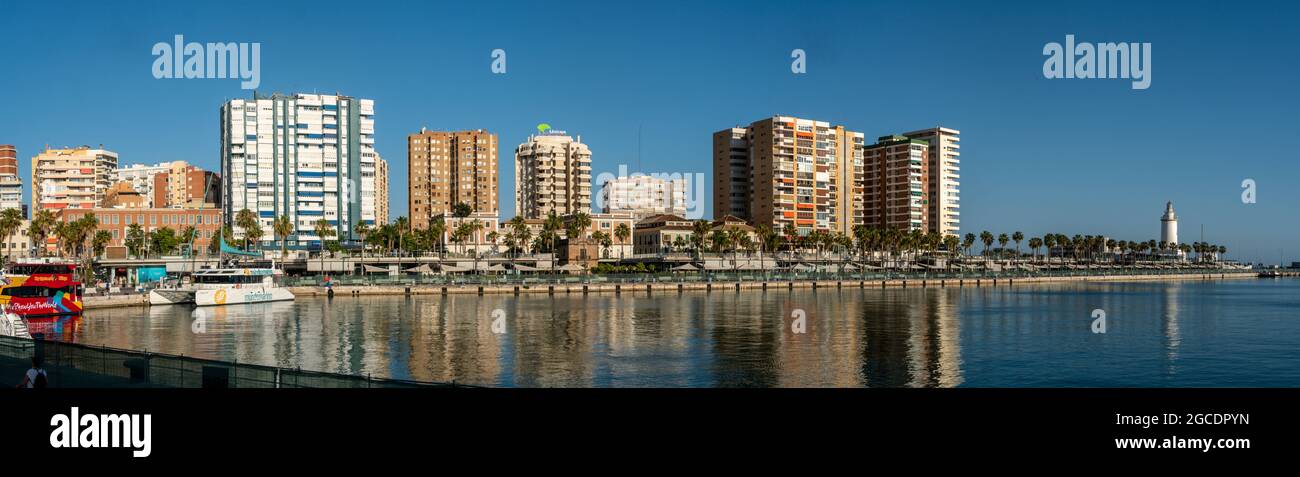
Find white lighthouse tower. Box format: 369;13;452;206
1160;201;1179;248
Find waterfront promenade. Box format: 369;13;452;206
83;268;1257;309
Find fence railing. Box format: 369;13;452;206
290;266;1250;287
0;335;467;388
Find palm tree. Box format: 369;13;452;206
1012;232;1024;262
313;218;335;278
979;231;994;260
92;230;112;259
28;209;57;258
1043;234;1057;266
1028;237;1043;263
273;215;293;266
468;220;484;274
962;233;976;260
355;222;371;261
0;208;22;263
756;224;775;280
542;211;563;276
614;222;631;260
997;233;1009;260
690;220;712;262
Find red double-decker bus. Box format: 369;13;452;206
1;261;84;317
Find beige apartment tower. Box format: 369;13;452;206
31;146;119;212
713;116;862;235
407;129;498;230
514;131;592;219
903;127;960;236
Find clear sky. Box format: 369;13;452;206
1;0;1296;263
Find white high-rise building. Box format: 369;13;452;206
904;127;961;236
599;174;687;219
514;131;592;219
220;93;378;248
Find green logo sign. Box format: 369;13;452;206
537;123;551;133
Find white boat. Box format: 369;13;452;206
149;288;198;305
0;304;31;339
150;268;294;307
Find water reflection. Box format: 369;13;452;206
69;280;1300;387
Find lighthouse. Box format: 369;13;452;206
1160;201;1178;245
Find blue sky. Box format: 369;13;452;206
0;0;1296;263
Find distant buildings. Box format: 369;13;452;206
713;116;864;235
599;174;687;220
715;116;960;237
0;144;24;216
407;129;497;230
31;146;118;212
514;130;592;219
112;160;221;209
220;93;379;248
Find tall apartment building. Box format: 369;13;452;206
31;146;118;212
375;154;388;226
407;129;498;230
713;116;861;235
863;135;929;231
514;130;592;219
0;145;23;215
903;127;960;236
599;174;687;219
220;93;379;248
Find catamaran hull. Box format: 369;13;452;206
195;287;295;307
149;289;197;305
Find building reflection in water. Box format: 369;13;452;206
72;287;967;387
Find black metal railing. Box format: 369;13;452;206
0;335;466;388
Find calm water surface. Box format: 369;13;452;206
54;279;1300;387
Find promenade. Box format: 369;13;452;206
83;268;1258;309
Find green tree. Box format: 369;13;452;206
28;209;57;258
313;218;336;275
614;222;631;260
273;215;294;264
0;208;23;263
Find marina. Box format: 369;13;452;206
58;277;1300;387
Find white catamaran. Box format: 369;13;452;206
150;268;294;306
148;234;295;307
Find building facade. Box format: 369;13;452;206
633;214;695;255
713;116;862;236
31;146;118;212
902;127;960;236
59;208;223;252
514;131;592;219
408;129;497;230
863;135;930;231
0;219;34;260
0;145;23;215
220;93;378;249
375;154;388;226
599;174;687;219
